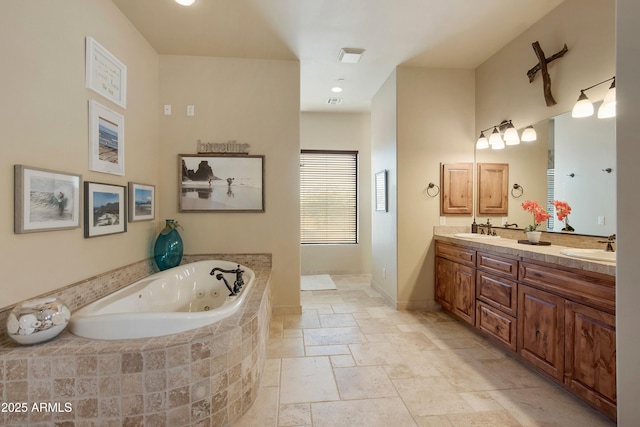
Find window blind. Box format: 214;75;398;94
300;150;358;244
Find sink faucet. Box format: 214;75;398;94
210;265;245;296
478;219;495;236
598;234;616;252
504;222;518;228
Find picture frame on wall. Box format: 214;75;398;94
85;36;127;108
14;165;81;234
179;154;265;212
89;100;125;176
128;182;155;222
84;181;126;238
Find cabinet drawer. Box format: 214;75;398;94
476;271;517;317
476;301;516;351
519;262;615;314
436;242;475;267
477;251;518;279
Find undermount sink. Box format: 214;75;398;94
559;248;616;263
453;233;501;239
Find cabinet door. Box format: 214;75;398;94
451;263;475;325
435;257;453;311
565;301;617;419
477;163;508;215
440;163;472;215
518;284;565;381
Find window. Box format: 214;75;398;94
300;150;358;244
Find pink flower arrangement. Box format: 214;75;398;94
551;200;571;221
551;200;574;231
521;200;551;232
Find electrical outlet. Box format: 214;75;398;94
187;105;195;116
598;216;605;225
163;105;171;115
439;217;446;225
502;217;508;226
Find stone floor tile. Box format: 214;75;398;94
334;366;398;400
304;344;350;357
279;403;311;426
318;313;358;328
266;337;304;359
349;342;405;366
303;327;367;346
393;376;475;417
311;397;417;427
280;357;339;404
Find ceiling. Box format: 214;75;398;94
112;0;565;113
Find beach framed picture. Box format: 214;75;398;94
179;154;265;212
85;36;127;108
84;182;126;238
14;165;81;234
89;100;125;176
128;182;155;222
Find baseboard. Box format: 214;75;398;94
370;281;397;308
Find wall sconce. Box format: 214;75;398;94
475;120;537;150
571;76;616;118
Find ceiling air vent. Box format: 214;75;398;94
338;48;365;63
327;98;343;105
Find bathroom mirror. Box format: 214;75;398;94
476;103;616;237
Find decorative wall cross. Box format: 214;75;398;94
527;41;568;106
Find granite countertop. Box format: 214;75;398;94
434;230;616;277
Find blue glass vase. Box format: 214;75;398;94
154;219;183;271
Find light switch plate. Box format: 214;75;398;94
163;105;171;115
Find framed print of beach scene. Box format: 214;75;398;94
128;182;155;222
14;165;81;234
179;154;264;212
84;182;126;238
89;100;125;175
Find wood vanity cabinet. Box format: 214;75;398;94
434;240;617;420
475;251;519;351
435;242;475;325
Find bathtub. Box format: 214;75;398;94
69;260;255;340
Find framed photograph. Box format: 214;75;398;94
85;36;127;108
128;182;155;222
14;165;81;233
84;182;126;238
179;154;264;212
89;100;125;175
375;170;388;212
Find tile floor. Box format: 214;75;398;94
235;275;615;426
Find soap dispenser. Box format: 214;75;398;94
471;219;478;234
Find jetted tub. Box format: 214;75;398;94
70;260;255;340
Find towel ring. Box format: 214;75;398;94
425;182;440;198
511;183;524;198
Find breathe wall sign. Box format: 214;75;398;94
197;139;250;154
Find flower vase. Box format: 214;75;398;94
562;218;575;232
154;219;183;271
526;231;542;244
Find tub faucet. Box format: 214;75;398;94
210;265;245;296
598;234;616;252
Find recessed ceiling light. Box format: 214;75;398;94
175;0;196;6
331;86;343;93
338;48;365;63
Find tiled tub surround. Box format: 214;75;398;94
0;254;272;426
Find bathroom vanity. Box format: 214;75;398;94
434;233;616;420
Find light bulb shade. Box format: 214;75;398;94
572;91;594;118
476;132;489;150
598;86;616;118
521;126;537;142
175;0;196;5
489;128;503;147
491;139;505;150
504;126;520;145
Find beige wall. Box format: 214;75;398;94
300;112;372;275
371;70;399;305
159;55;301;312
616;0;640;423
0;0;160;309
396;67;476;308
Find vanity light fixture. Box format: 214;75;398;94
175;0;196;5
571;76;616;118
476;120;535;150
521;125;537;142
